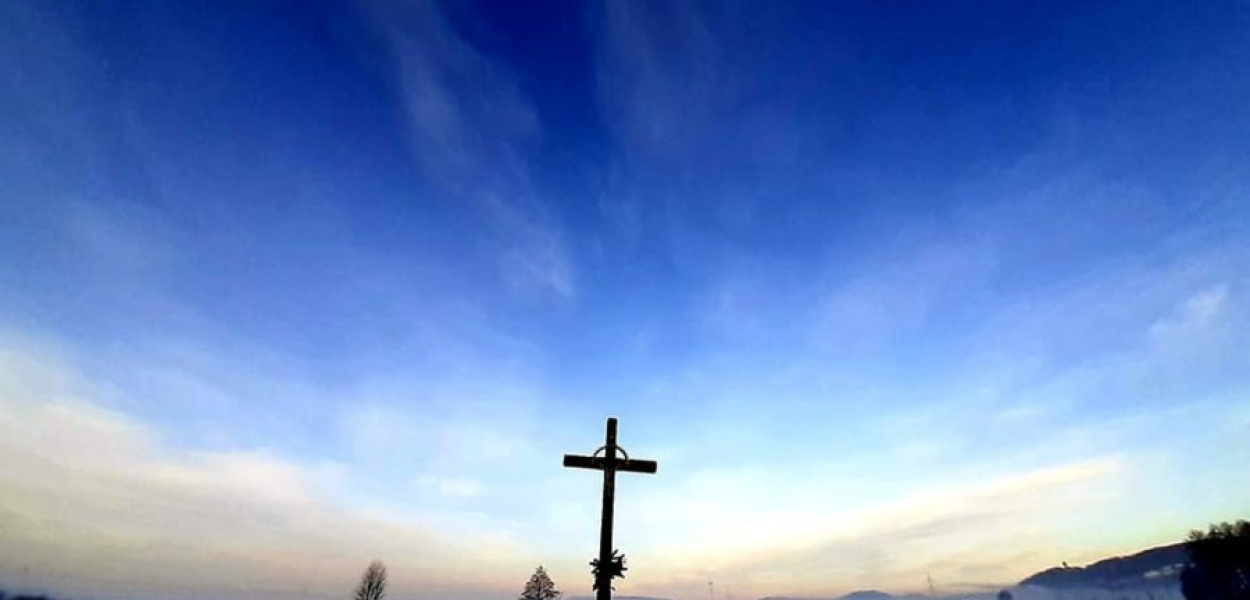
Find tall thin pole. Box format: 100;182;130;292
597;418;618;600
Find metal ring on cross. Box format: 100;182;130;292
591;444;630;461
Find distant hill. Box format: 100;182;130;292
759;590;931;600
760;593;868;600
1019;543;1189;589
570;595;675;600
751;542;1191;600
839;591;897;600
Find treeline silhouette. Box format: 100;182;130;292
1180;520;1250;600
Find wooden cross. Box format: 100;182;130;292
563;417;658;600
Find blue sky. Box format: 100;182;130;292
2;1;1249;600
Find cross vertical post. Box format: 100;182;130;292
598;417;618;600
563;417;658;600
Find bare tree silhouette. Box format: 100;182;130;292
354;561;387;600
520;566;561;600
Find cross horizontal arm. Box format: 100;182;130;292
563;454;659;474
619;459;657;473
562;454;600;469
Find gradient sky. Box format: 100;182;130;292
2;1;1249;600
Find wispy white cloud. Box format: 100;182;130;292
417;475;488;499
359;0;573;299
0;343;535;600
619;458;1124;596
813;239;999;355
594;2;729;161
1147;284;1237;370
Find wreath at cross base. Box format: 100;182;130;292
590;549;628;591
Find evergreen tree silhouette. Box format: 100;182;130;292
520;566;561;600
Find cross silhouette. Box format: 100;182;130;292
563;417;658;600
